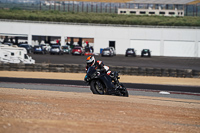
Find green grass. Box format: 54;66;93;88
0;9;200;26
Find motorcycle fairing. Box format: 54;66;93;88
98;74;114;90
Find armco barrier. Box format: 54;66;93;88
0;63;200;78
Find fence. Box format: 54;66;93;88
0;63;200;78
0;1;199;16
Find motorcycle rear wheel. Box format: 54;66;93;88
90;80;107;95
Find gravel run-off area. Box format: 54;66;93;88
0;71;200;133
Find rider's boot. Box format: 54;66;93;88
106;82;117;95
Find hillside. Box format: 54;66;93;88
0;9;200;26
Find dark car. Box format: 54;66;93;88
71;46;84;55
125;48;136;57
84;46;94;56
18;44;32;53
62;45;71;54
141;49;151;57
50;45;63;55
101;48;113;57
33;45;46;54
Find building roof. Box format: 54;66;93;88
187;0;200;5
129;0;198;4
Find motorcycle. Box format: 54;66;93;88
84;66;129;97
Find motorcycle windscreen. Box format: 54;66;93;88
87;66;96;76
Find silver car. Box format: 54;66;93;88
50;45;63;55
101;48;114;57
108;47;116;56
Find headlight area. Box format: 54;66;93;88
84;75;90;82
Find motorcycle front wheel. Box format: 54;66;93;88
90;80;107;95
117;83;129;97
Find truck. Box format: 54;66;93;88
0;45;35;64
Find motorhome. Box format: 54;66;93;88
0;44;35;64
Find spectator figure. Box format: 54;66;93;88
86;41;89;46
56;39;60;45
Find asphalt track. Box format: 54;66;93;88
1;77;200;95
1;78;200;100
29;53;200;70
25;54;200;95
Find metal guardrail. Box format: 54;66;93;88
0;63;199;78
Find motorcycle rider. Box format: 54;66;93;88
86;56;111;75
86;56;119;93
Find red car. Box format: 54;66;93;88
72;46;84;55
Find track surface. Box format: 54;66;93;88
29;53;200;70
1;81;200;100
1;77;200;95
1;54;200;132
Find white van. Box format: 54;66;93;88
0;45;35;64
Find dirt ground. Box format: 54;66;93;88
0;71;200;133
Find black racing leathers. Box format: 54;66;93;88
86;60;107;73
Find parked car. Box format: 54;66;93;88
18;44;32;53
50;45;63;55
33;45;46;54
109;47;116;56
101;48;114;57
125;48;136;57
62;45;71;54
40;44;49;53
141;49;151;57
41;43;51;52
71;46;84;55
84;46;94;56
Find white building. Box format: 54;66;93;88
118;0;199;17
0;20;200;57
118;8;184;16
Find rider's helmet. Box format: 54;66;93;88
86;56;95;67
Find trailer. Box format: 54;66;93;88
0;45;35;64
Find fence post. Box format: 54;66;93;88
96;3;98;13
186;5;188;16
196;4;198;16
58;2;60;11
68;1;69;12
91;2;93;12
101;3;102;13
54;1;56;10
40;1;41;10
73;1;74;12
193;4;195;16
110;3;111;13
87;4;88;13
82;2;84;12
